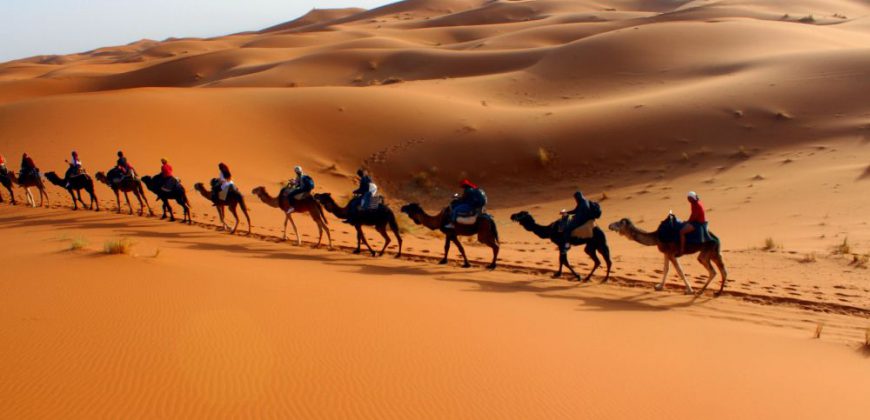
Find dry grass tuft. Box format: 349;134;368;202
104;238;135;255
537;147;555;167
833;237;851;255
865;327;870;348
851;254;868;269
799;14;815;23
69;237;88;251
813;323;823;339
762;237;779;252
798;253;816;264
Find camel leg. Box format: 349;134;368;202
440;237;452;265
553;250;565;278
316;208;333;249
165;201;175;221
67;189;79;210
479;229;499;270
563;251;581;280
452;236;470;268
25;187;34;207
114;190;122;213
229;204;241;234
582;243;601;282
40;186;49;207
598;242;612;283
75;189;87;209
138;186;153;216
87;188;98;211
216;205;227;231
671;256;694;294
375;224;391;257
655;255;670;291
309;211;324;248
356;226;375;256
287;213;301;245
713;253;728;297
124;191;134;215
695;251;718;296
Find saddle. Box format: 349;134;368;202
358;195;384;211
657;214;716;245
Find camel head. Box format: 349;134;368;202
399;203;424;224
510;211;531;223
95;171;107;183
251;186;266;196
313;192;334;206
194;182;207;193
43;171;63;185
608;218;633;235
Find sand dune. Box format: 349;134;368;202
1;0;869;417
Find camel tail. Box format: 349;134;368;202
388;212;401;239
316;200;329;226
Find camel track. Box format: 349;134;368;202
5;198;868;320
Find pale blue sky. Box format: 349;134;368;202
0;0;395;62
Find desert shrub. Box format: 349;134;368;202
104;238;135;255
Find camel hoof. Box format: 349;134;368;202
654;284;664;291
438;259;448;265
552;273;562;279
353;249;361;255
394;253;401;259
486;264;496;270
462;263;471;269
713;291;723;298
684;289;695;295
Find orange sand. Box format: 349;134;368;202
1;0;869;418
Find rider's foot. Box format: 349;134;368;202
443;223;454;230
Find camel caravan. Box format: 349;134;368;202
0;151;728;296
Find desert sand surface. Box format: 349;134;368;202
1;0;869;418
1;206;869;419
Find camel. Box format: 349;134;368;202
194;180;251;235
511;211;612;281
141;174;192;224
315;192;402;257
44;171;100;211
95;170;153;216
0;169;15;205
8;171;49;208
251;186;331;248
400;203;499;269
608;217;728;296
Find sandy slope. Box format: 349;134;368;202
0;0;869;417
0;206;868;419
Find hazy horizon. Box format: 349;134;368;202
0;0;394;62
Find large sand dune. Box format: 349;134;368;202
1;0;869;417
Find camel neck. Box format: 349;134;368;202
626;225;659;246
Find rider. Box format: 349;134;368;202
160;158;178;192
564;190;598;240
216;162;233;201
680;191;706;254
283;165;314;214
0;154;6;175
345;168;376;224
64;150;83;187
20;153;37;179
115;150;136;180
444;179;486;229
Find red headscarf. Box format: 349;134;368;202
460;179;477;189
